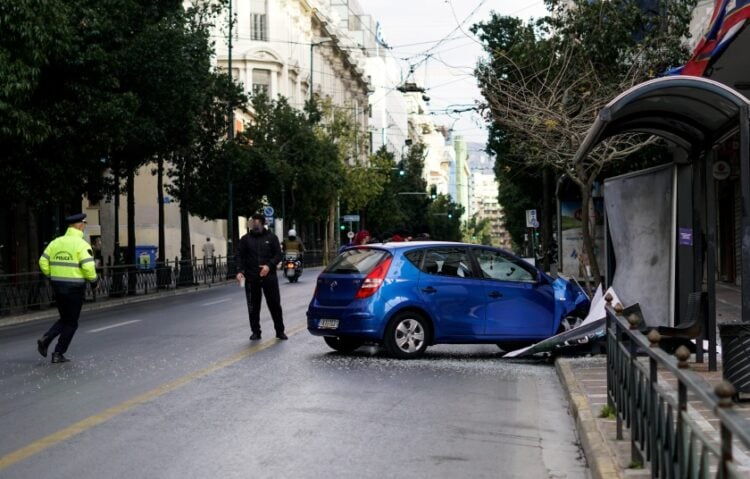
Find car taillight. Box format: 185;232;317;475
355;256;393;299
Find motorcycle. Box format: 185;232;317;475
283;252;303;283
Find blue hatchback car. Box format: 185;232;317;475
307;241;590;358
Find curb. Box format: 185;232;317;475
555;358;623;479
0;281;234;329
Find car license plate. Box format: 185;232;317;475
318;319;339;330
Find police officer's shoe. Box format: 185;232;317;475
37;336;52;358
249;333;261;341
51;352;70;364
276;333;288;340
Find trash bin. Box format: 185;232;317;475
134;245;157;270
719;323;750;394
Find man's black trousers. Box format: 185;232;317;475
244;276;285;336
45;283;86;354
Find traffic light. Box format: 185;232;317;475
340;223;346;231
447;212;453;219
429;185;437;199
397;160;405;176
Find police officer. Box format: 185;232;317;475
235;214;287;341
37;213;98;363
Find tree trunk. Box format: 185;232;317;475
127;167;136;295
113;167;121;265
178;159;194;286
542;168;552;272
110;165;125;297
156;156;171;288
579;181;601;293
325;199;336;264
157;156;165;265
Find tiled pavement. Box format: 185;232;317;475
557;282;750;478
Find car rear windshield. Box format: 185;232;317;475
324;248;391;275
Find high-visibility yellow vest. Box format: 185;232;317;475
39;227;97;284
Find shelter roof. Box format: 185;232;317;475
573;76;750;163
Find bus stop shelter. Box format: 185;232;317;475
572;75;750;370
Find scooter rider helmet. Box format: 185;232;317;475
288;229;296;237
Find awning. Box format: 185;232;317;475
572;75;750;163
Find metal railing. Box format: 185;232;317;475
606;298;750;478
0;256;232;317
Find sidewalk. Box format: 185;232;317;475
0;280;233;329
557;282;750;478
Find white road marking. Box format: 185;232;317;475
201;297;232;306
88;320;141;333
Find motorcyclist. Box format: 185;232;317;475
282;229;305;261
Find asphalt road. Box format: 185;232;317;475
0;269;589;478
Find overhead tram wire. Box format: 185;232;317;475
403;0;490;71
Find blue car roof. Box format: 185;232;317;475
361;241;466;251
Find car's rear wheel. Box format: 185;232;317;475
384;311;429;359
324;336;363;353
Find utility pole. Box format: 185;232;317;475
227;0;235;276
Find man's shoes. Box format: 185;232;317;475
37;336;51;358
276;333;288;340
249;333;261;341
51;352;70;364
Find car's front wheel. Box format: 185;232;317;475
384;311;430;359
557;315;584;334
324;336;363;353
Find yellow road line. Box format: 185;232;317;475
0;323;307;471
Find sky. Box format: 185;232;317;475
358;0;550;148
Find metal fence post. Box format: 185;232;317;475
675;345;690;474
716;381;736;478
627;313;643;466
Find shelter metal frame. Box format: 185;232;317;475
572;76;750;371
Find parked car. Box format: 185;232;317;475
307;241;590;358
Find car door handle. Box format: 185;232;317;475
421;286;437;294
488;291;503;298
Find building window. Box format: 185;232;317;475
252;69;271;96
250;0;267;41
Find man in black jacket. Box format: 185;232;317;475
235;214;287;340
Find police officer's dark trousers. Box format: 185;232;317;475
44;283;86;354
244;275;285;336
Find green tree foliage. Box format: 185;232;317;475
462;215;493;245
167;2;248;221
365;144;430;238
427;194;464;242
342;146;394;212
230;95;343;225
0;0;141;208
472;0;696;276
0;0;69;144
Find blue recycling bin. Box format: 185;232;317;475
134;245;157;270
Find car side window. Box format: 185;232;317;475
421;248;474;278
473;248;536;282
404;250;423;269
